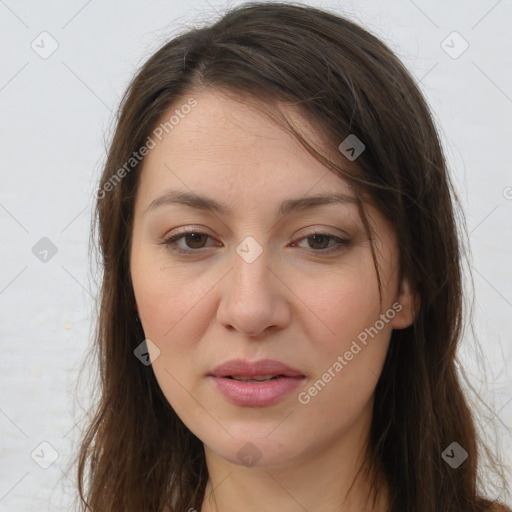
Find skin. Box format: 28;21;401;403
130;88;418;512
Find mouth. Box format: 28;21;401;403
207;359;306;406
208;374;306;407
209;358;306;380
224;374;290;382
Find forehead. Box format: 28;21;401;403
137;89;358;207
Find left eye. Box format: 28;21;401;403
293;233;350;251
162;231;350;254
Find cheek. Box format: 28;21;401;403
132;265;211;416
131;246;214;338
292;261;383;355
292;259;392;406
296;298;392;430
136;282;217;352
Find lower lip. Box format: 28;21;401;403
208;376;305;407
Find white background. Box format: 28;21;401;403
0;0;511;510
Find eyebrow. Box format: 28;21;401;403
143;189;358;217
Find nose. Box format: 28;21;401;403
215;245;291;338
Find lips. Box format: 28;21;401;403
227;375;281;382
208;358;306;407
209;358;305;379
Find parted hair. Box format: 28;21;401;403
73;2;511;511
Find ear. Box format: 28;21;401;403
391;277;420;330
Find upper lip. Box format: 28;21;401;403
209;358;305;378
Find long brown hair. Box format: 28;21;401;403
72;2;511;511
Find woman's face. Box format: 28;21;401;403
130;89;416;469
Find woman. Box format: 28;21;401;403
74;2;511;511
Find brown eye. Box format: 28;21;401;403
182;233;209;249
306;234;332;250
293;232;351;253
162;231;218;254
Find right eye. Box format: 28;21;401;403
161;231;220;254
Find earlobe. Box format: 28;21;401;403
391;277;419;330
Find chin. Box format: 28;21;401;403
207;436;299;470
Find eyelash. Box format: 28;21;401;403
161;230;351;255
